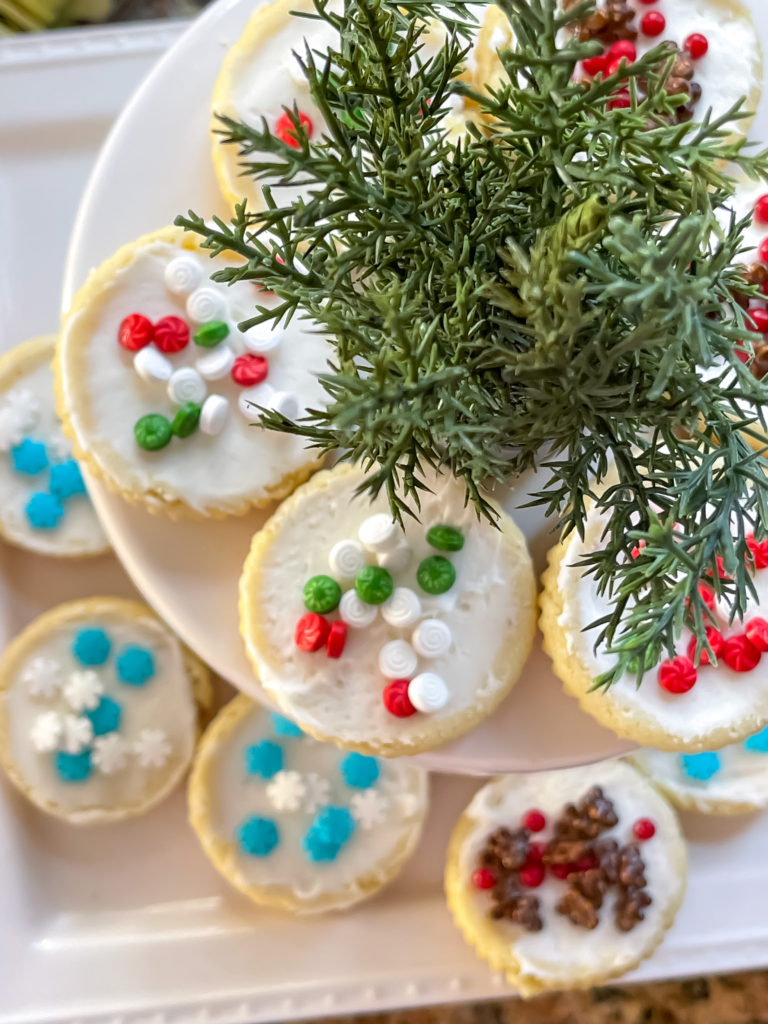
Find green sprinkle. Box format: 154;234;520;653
417;555;456;595
354;565;394;605
170;402;202;438
427;524;464;552
134;413;172;451
193;320;229;347
303;574;342;614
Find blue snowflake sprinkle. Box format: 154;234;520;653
744;724;768;753
680;752;721;781
340;752;380;790
49;459;86;500
55;749;93;783
86;696;122;736
25;492;64;530
237;816;279;857
116;645;155;686
270;712;303;737
244;740;283;779
11;438;48;476
302;806;356;863
73;627;111;666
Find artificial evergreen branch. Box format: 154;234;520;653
177;0;768;685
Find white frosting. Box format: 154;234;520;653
59;240;332;513
558;507;768;743
457;761;684;985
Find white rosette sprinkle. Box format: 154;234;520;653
350;789;389;830
238;387;269;421
358;513;400;553
303;772;331;813
267;391;299;419
381;588;422;628
62;714;94;754
21;656;62;699
30;711;63;752
407;672;448;713
134;728;171;768
199;394;230;435
411;619;452;658
63;670;103;712
242;324;284;354
376;543;412;573
134;347;172;383
328;539;366;579
196;345;235;380
164;255;203;295
266;770;307;811
92;734;129;775
186;287;225;324
339;589;378;628
378;639;418;679
167;367;206;406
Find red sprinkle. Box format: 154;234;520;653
231;354;269;386
633;818;656;841
686;627;725;667
582;54;608;77
326;621;348;659
747;534;768;570
275;111;314;149
610;40;636;62
684;33;708;60
471;867;496;890
640;11;666;36
698;582;717;611
118;313;154;351
522;809;547;833
745;617;768;653
608;90;631;110
755;195;768;226
631;539;646;560
528;841;547;862
570;852;598;874
153;316;189;353
722;634;762;673
747;307;768;333
606;56;629;77
295;612;330;652
759;239;768;265
383;679;418;718
658;656;698;694
550;864;569;880
638;0;659;4
520;863;546;888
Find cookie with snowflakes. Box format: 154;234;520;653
631;723;768;814
540;501;768;751
188;695;428;913
0;597;212;824
445;760;687;996
55;225;331;518
0;336;108;557
239;463;536;756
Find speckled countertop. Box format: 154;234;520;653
318;971;768;1024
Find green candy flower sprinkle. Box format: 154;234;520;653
427;525;464;552
193;320;229;347
417;555;455;595
354;565;394;605
171;402;202;438
134;413;172;451
303;574;342;613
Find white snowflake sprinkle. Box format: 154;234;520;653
62;714;93;754
266;770;307;812
63;670;103;712
30;711;63;752
5;388;39;429
134;729;171;768
303;772;331;813
21;657;63;699
0;407;26;452
92;734;129;775
350;789;389;830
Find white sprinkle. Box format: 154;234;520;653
164;255;203;295
381;588;422;628
412;619;452;658
329;539;366;579
199;394;230;435
63;670;103;712
378;639;418;679
350;789;389;830
268;391;299;419
92;734;129;775
238;387;269;421
339;589;378;628
22;656;62;699
186;287;225;323
134;347;172;383
408;672;448;712
31;711;63;752
62;714;94;754
5;388;39;430
195;345;235;380
0;407;26;452
489;25;508;51
266;770;306;811
134;728;172;768
376;542;413;573
303;772;331;813
359;513;401;554
167;367;206;406
242;324;284;353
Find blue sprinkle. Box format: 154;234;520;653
73;628;111;666
744;724;768;753
237;816;279;857
49;459;86;500
340;752;380;790
680;752;721;781
116;645;155;686
302;806;356;863
245;740;283;779
25;492;64;530
55;749;93;783
270;712;303;737
86;696;122;736
11;438;48;475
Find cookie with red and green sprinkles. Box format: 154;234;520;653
55;225;332;518
188;695;428;913
239;463;536;756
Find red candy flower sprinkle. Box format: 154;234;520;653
118;313;154;351
295;612;330;652
583;54;608;77
658;656;698;694
684;33;709;60
153;315;190;353
722;635;762;673
747;307;768;333
232;354;269;386
687;627;724;667
747;534;768;570
520;863;546;888
326;620;348;659
745;617;768;653
383;679;418;717
698;581;717;611
640;11;665;36
633;818;656;841
275;111;314;149
755;195;768;226
522;809;547;833
471;867;496;890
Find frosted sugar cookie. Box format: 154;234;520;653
540;504;768;752
239;464;536;756
445;760;686;996
632;724;768;814
56;226;331;517
0;598;211;824
189;695;428;912
0;336;108;557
